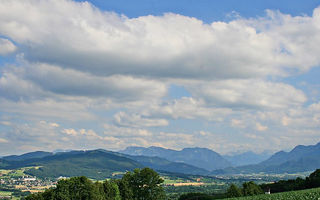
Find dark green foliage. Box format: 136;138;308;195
242;181;263;196
116;176;134;200
103;180;121;200
227;184;242;197
306;169;320;188
261;169;320;193
125;168;166;200
178;192;216;200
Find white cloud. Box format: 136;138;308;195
0;98;95;121
62;128;78;136
255;122;268;131
0;38;16;55
114;112;169;128
103;123;152;137
0;138;8;143
188;79;307;109
0;1;319;80
0;63;167;102
145;97;232;121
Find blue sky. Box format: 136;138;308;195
0;0;320;155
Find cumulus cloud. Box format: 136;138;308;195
0;38;16;55
255;122;268;131
0;63;167;101
0;1;319;80
0;138;9;143
0;98;95;121
103;123;152;137
114;112;169;127
144;97;232;121
188;79;307;109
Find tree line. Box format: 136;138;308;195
260;169;320;193
179;169;320;200
24;168;320;200
25;168;166;200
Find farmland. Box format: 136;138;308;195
224;187;320;200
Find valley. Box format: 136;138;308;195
1;142;319;199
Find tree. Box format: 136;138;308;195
126;168;166;200
242;181;263;196
116;177;134;200
306;169;320;188
227;184;242;197
103;180;121;200
53;176;103;200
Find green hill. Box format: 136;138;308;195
3;150;143;179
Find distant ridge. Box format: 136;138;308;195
2;151;53;161
212;142;320;175
120;146;232;171
223;151;272;166
124;155;209;175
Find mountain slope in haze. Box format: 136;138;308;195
92;149;210;175
2;151;53;161
223;151;271;166
212;142;320;175
124;155;209;175
261;142;320;166
120;146;232;171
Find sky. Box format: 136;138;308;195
0;0;320;156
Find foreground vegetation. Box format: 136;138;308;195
179;169;320;200
19;168;320;200
25;168;165;200
225;187;320;200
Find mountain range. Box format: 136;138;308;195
120;146;232;171
223;151;272;166
1;142;320;179
212;142;320;175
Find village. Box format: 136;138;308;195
0;169;57;199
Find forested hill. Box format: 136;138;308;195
1;150;143;179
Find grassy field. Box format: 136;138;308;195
224;187;320;200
